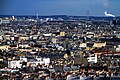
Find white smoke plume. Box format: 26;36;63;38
104;11;115;17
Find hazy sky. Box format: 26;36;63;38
0;0;119;16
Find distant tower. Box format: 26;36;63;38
36;13;39;20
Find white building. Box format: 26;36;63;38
0;19;10;24
9;61;22;68
87;55;97;63
8;57;50;68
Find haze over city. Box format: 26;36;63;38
0;0;120;16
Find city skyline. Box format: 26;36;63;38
0;0;120;16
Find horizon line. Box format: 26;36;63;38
0;14;120;17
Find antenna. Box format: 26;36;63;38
86;10;90;21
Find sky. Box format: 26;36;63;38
0;0;120;16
